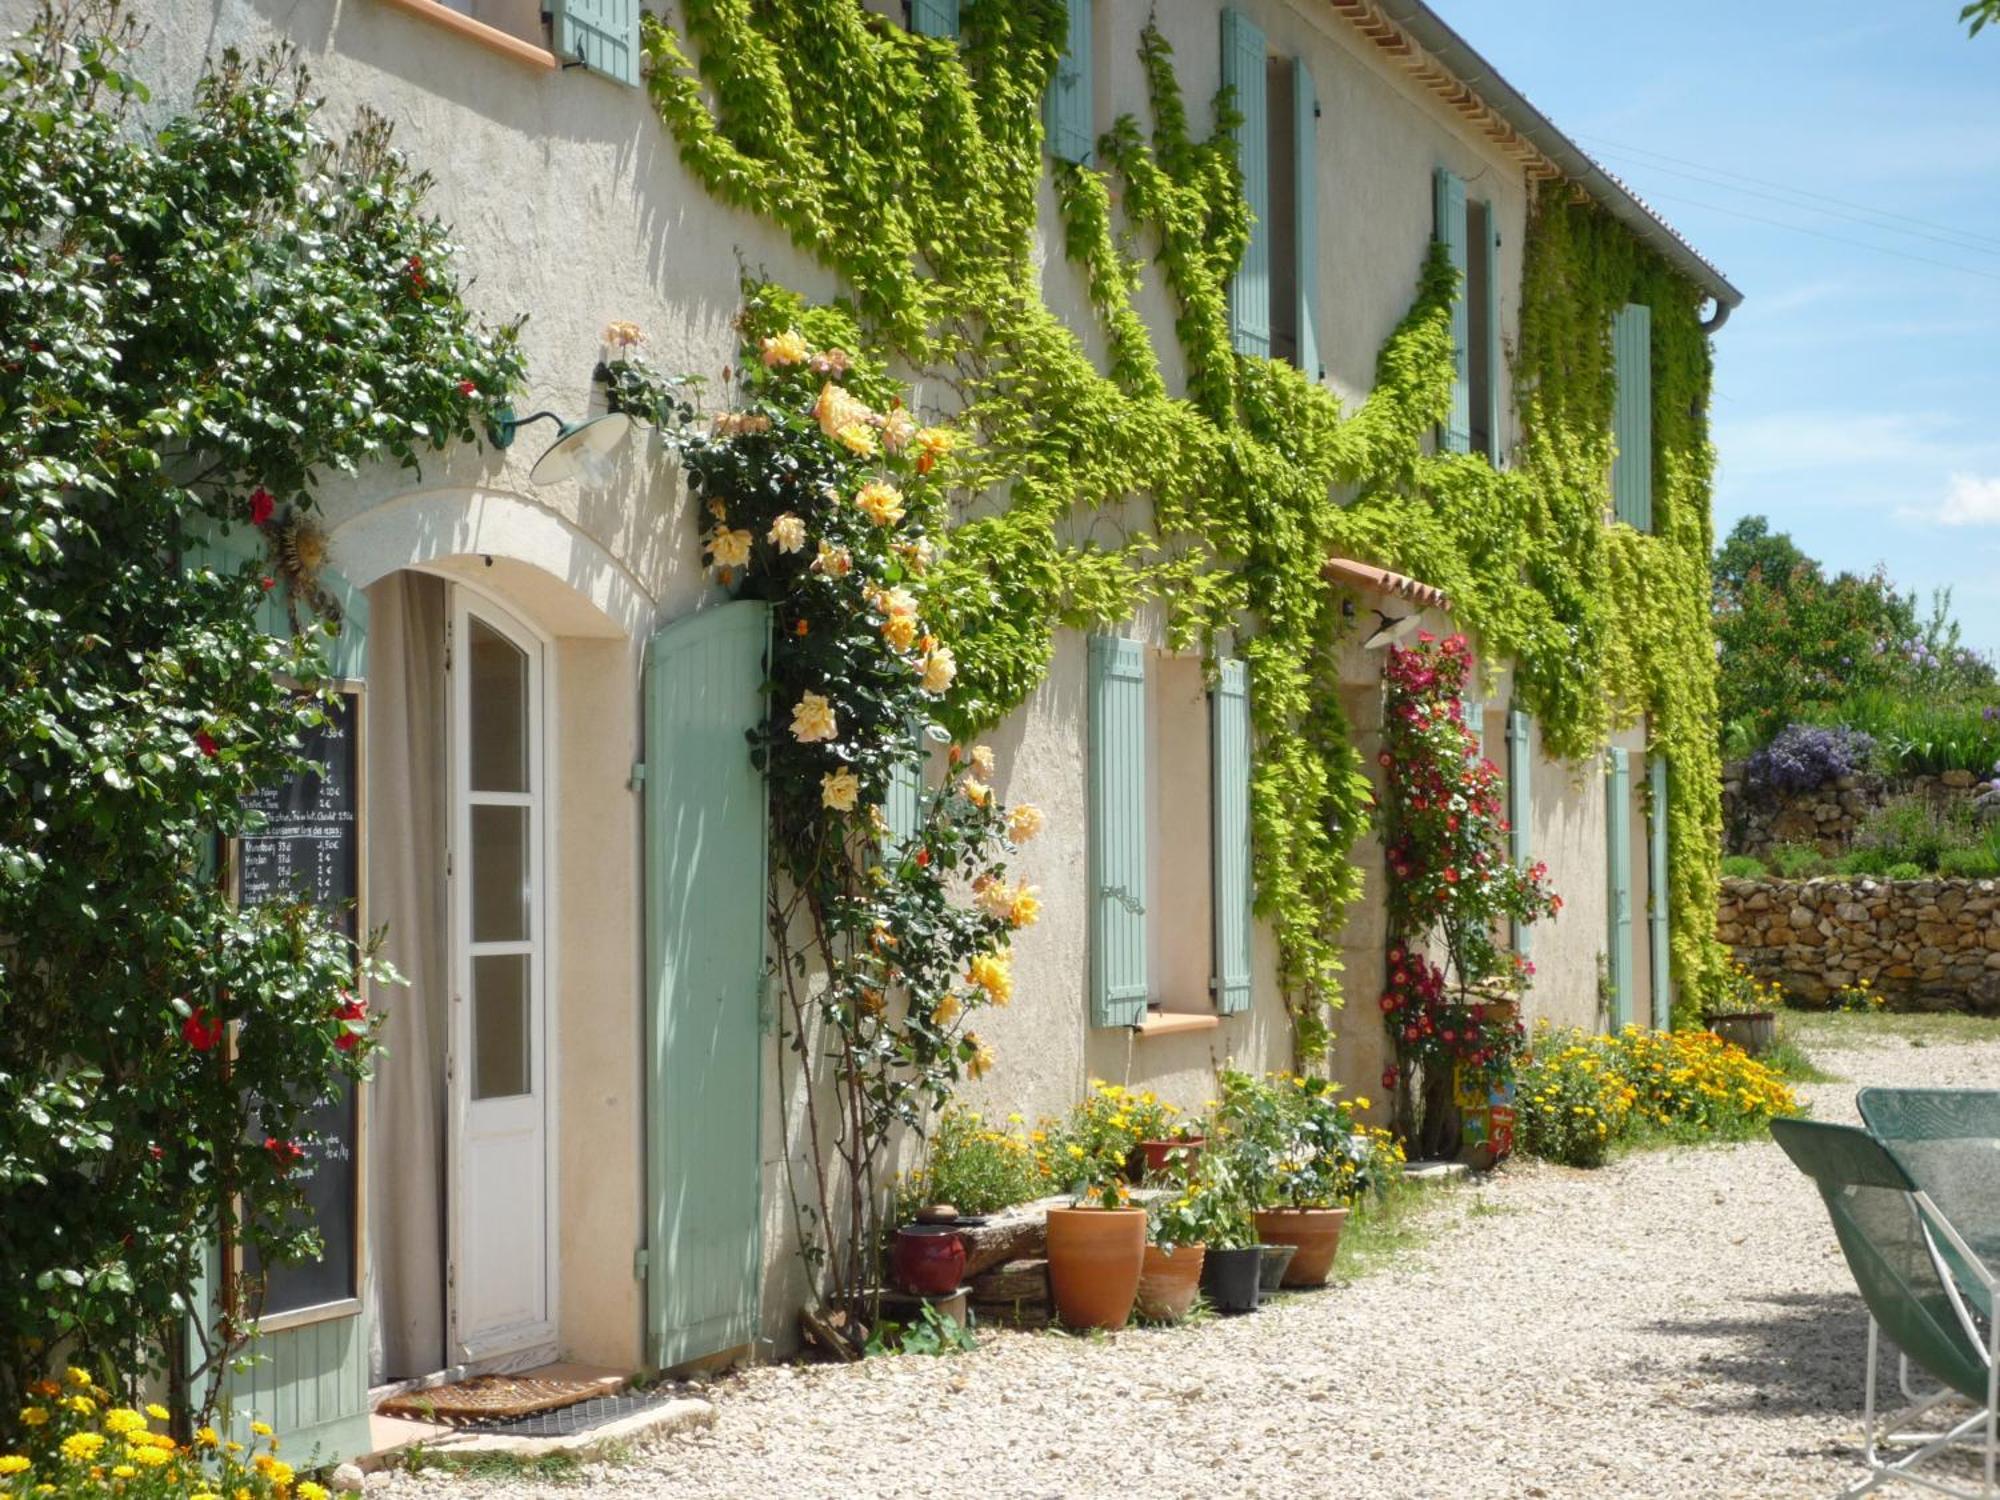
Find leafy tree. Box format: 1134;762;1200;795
1964;1;2000;36
0;7;519;1430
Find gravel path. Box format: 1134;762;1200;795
387;1023;2000;1500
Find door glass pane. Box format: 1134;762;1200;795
469;617;528;793
472;953;530;1100
471;804;530;943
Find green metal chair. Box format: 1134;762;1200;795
1858;1089;2000;1320
1771;1116;2000;1497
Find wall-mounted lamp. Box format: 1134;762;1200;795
1362;610;1421;651
488;405;633;489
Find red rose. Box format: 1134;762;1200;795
195;730;219;759
1381;1070;1398;1090
1378;995;1396;1012
458;379;477;397
249;487;275;526
259;576;275;592
182;1008;222;1050
264;1136;305;1169
914;848;931;867
333;992;368;1052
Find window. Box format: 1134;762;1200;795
1223;14;1322;374
1610;302;1654;529
393;0;641;83
1045;0;1094;165
1088;640;1253;1026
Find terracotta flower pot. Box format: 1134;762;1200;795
1044;1206;1148;1331
1138;1136;1205;1174
1134;1243;1206;1322
1253;1207;1350;1288
892;1224;965;1296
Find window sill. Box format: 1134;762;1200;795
376;0;559;71
1134;1011;1222;1039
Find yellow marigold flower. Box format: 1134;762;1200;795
130;1448;169;1469
194;1428;219;1448
103;1408;146;1435
143;1403;169;1422
919;643;956;694
0;1457;31;1477
66;1368;90;1388
1007;803;1044;842
790;691;838;743
192;1492;221;1500
767;513;807;553
967;950;1013;1004
298;1483;331;1500
65;1396;93;1417
1067;1143;1086;1159
759;328;808;367
248;1423;274;1439
820;768;860;812
855;481;905;527
60;1433;106;1463
19;1408;47;1428
112;1465;138;1480
223;1441;243;1455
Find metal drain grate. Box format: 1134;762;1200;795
465;1388;674;1438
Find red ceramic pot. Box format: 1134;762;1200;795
893;1225;966;1296
1138;1136;1206;1174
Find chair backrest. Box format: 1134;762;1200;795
1769;1116;1991;1404
1857;1087;2000;1301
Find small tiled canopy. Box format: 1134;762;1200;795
1321;555;1451;613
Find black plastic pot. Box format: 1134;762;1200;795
1256;1241;1298;1294
1201;1245;1263;1315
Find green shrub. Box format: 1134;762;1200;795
1835;688;2000;778
1770;841;1830;878
1939;845;2000;879
1885;861;1925;880
1850;792;1982;873
898;1106;1050;1216
1720;854;1768;878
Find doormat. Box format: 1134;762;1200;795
464;1388;676;1438
377;1374;622;1426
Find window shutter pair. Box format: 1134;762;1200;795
1506;708;1533;956
1045;0;1093;165
550;0;642;86
1433;167;1472;453
1087;640;1253;1025
1611;302;1654;530
1221;13;1323;371
909;0;960;39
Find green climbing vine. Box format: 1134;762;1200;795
640;0;1726;1050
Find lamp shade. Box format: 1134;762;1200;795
528;411;633;488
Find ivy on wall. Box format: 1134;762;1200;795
641;0;1726;1047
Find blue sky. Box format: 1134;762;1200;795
1429;1;2000;657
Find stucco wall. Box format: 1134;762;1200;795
45;0;1639;1368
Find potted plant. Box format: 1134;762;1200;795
1136;1187;1216;1323
1189;1162;1262;1315
1137;1116;1207;1177
1044;1125;1147;1331
1702;960;1780;1056
1216;1068;1382;1289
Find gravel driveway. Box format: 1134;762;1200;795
386;1020;2000;1500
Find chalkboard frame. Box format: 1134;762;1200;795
226;679;370;1335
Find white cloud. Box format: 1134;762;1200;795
1932;473;2000;527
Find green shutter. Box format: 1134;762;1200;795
1483;201;1502;462
1044;0;1093;164
1462;688;1484;762
1210;658;1253;1015
1606;747;1634;1029
909;0;960;39
1433;167;1471;453
1089;635;1148;1027
1611;302;1653;530
1293;58;1322;381
644;601;769;1368
550;0;641;85
1221;8;1270;358
1507;708;1532;956
1648;753;1672;1029
884;729;925;854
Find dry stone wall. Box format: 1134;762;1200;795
1721;767;1990;859
1717;875;2000;1011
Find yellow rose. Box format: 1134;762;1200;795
881;614;918;652
602;320;644;349
960;775;991;808
820;768;860;812
812;381;876;446
705;526;752;571
970;744;994;775
759;328;808;367
876;585;917;619
835;422;878;457
1007;803;1044;842
966;1034;996;1080
880;406;917;454
811;540;853;577
932;992;962;1027
912;425;956;472
790;691;839;744
767;513;807;553
966;950;1013;1004
1008;884;1041;929
919;643;956;694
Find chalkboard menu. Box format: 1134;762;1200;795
236;686;364;1322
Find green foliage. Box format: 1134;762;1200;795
1769;841;1830;878
1831;688;2000;778
899;1107;1050;1217
641;0;1729;1053
866;1300;978;1357
1720;854;1768;878
1148;1168;1258;1252
1209;1069;1397;1210
1845;791;2000;875
1964;0;2000;35
0;13;520;1425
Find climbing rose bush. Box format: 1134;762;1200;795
0;16;521;1426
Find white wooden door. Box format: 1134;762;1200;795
448;590;552;1363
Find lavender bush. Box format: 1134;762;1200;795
1744;723;1878;795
